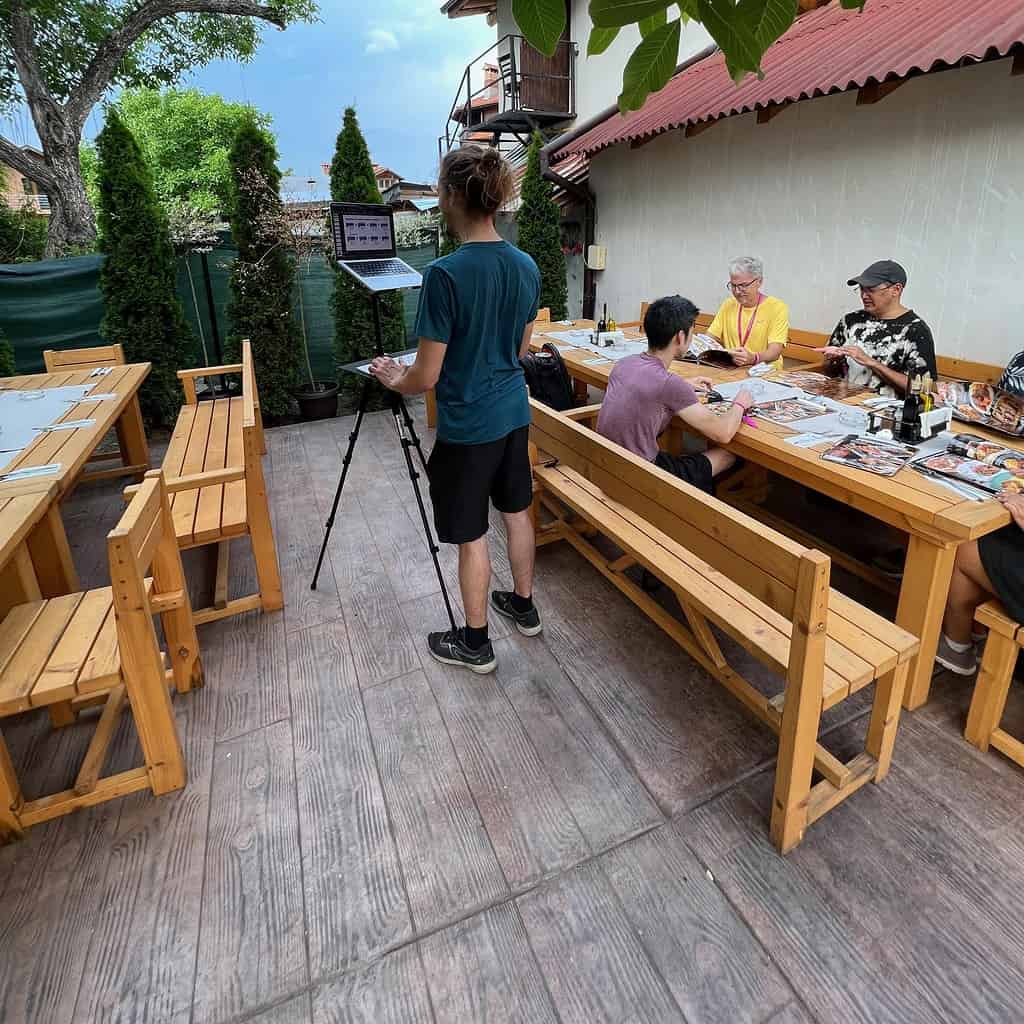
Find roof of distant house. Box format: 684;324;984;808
373;164;401;179
554;0;1024;161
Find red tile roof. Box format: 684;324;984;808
554;0;1024;160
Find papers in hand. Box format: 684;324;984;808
353;351;417;377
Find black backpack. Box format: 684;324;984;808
521;342;575;411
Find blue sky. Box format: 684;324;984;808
180;1;494;186
2;2;494;187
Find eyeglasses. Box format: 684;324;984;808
728;279;760;292
858;282;895;294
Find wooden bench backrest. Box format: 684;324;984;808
536;308;551;323
108;470;199;696
44;344;126;373
529;399;821;619
690;311;1005;381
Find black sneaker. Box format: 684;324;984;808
427;628;497;674
490;591;543;636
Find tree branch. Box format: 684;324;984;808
0;134;55;187
67;0;288;126
8;2;67;146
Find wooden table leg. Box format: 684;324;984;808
27;504;80;597
115;395;150;480
0;545;42;621
896;535;957;711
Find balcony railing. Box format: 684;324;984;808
440;34;576;156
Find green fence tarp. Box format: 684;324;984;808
0;242;437;377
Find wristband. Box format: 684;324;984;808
731;399;750;412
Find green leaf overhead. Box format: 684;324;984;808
697;0;797;81
618;16;681;112
638;9;667;37
513;0;567;56
840;0;867;7
587;25;621;54
590;0;672;29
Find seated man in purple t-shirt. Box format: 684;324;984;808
596;295;752;492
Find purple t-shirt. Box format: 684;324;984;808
596;353;698;461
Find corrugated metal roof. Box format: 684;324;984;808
555;0;1024;159
504;150;590;212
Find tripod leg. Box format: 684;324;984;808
311;378;371;590
398;395;430;473
393;395;458;631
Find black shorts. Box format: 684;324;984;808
979;524;1024;624
654;450;714;493
427;425;533;544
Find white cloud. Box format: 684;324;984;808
365;29;400;54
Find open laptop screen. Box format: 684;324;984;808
329;202;397;261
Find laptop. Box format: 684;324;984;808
329;202;422;292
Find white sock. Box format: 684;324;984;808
942;633;972;653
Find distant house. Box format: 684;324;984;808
372;164;401;194
2;146;50;215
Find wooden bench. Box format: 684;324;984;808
0;470;202;840
43;343;150;484
164;340;283;625
964;601;1024;769
529;399;920;852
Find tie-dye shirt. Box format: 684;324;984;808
829;309;937;397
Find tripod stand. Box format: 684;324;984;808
310;292;457;632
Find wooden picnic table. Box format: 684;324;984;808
0;363;150;598
534;321;1011;710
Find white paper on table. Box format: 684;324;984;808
792;408;870;437
784;432;834;449
0;462;61;481
82;392;119;401
0;385;95;451
34;418;96;432
545;329;594;344
89;366;114;377
713;379;802;404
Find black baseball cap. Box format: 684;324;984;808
847;260;907;288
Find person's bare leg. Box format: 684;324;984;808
502;508;535;599
942;541;994;644
705;447;737;476
458;536;491;629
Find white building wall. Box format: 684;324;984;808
570;2;712;123
587;59;1024;366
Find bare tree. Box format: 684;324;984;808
0;0;315;255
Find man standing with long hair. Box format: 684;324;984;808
370;145;542;674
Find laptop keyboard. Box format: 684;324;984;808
356;259;409;276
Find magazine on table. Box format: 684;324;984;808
911;433;1024;495
751;397;829;425
772;370;870;402
933;379;1024;437
820;435;918;477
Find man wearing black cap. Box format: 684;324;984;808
818;260;937;397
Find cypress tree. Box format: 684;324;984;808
226;117;301;418
517;133;567;320
329;107;404;407
95;107;194;426
0;329;15;377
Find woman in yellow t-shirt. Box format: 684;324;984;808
706;256;789;372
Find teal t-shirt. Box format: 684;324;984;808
414;240;540;444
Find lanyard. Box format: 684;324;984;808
736;294;763;349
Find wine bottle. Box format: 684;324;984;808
597;303;607;337
900;374;922;444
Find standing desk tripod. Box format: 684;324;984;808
310;292;457;632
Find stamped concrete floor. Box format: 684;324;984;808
0;398;1021;1024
